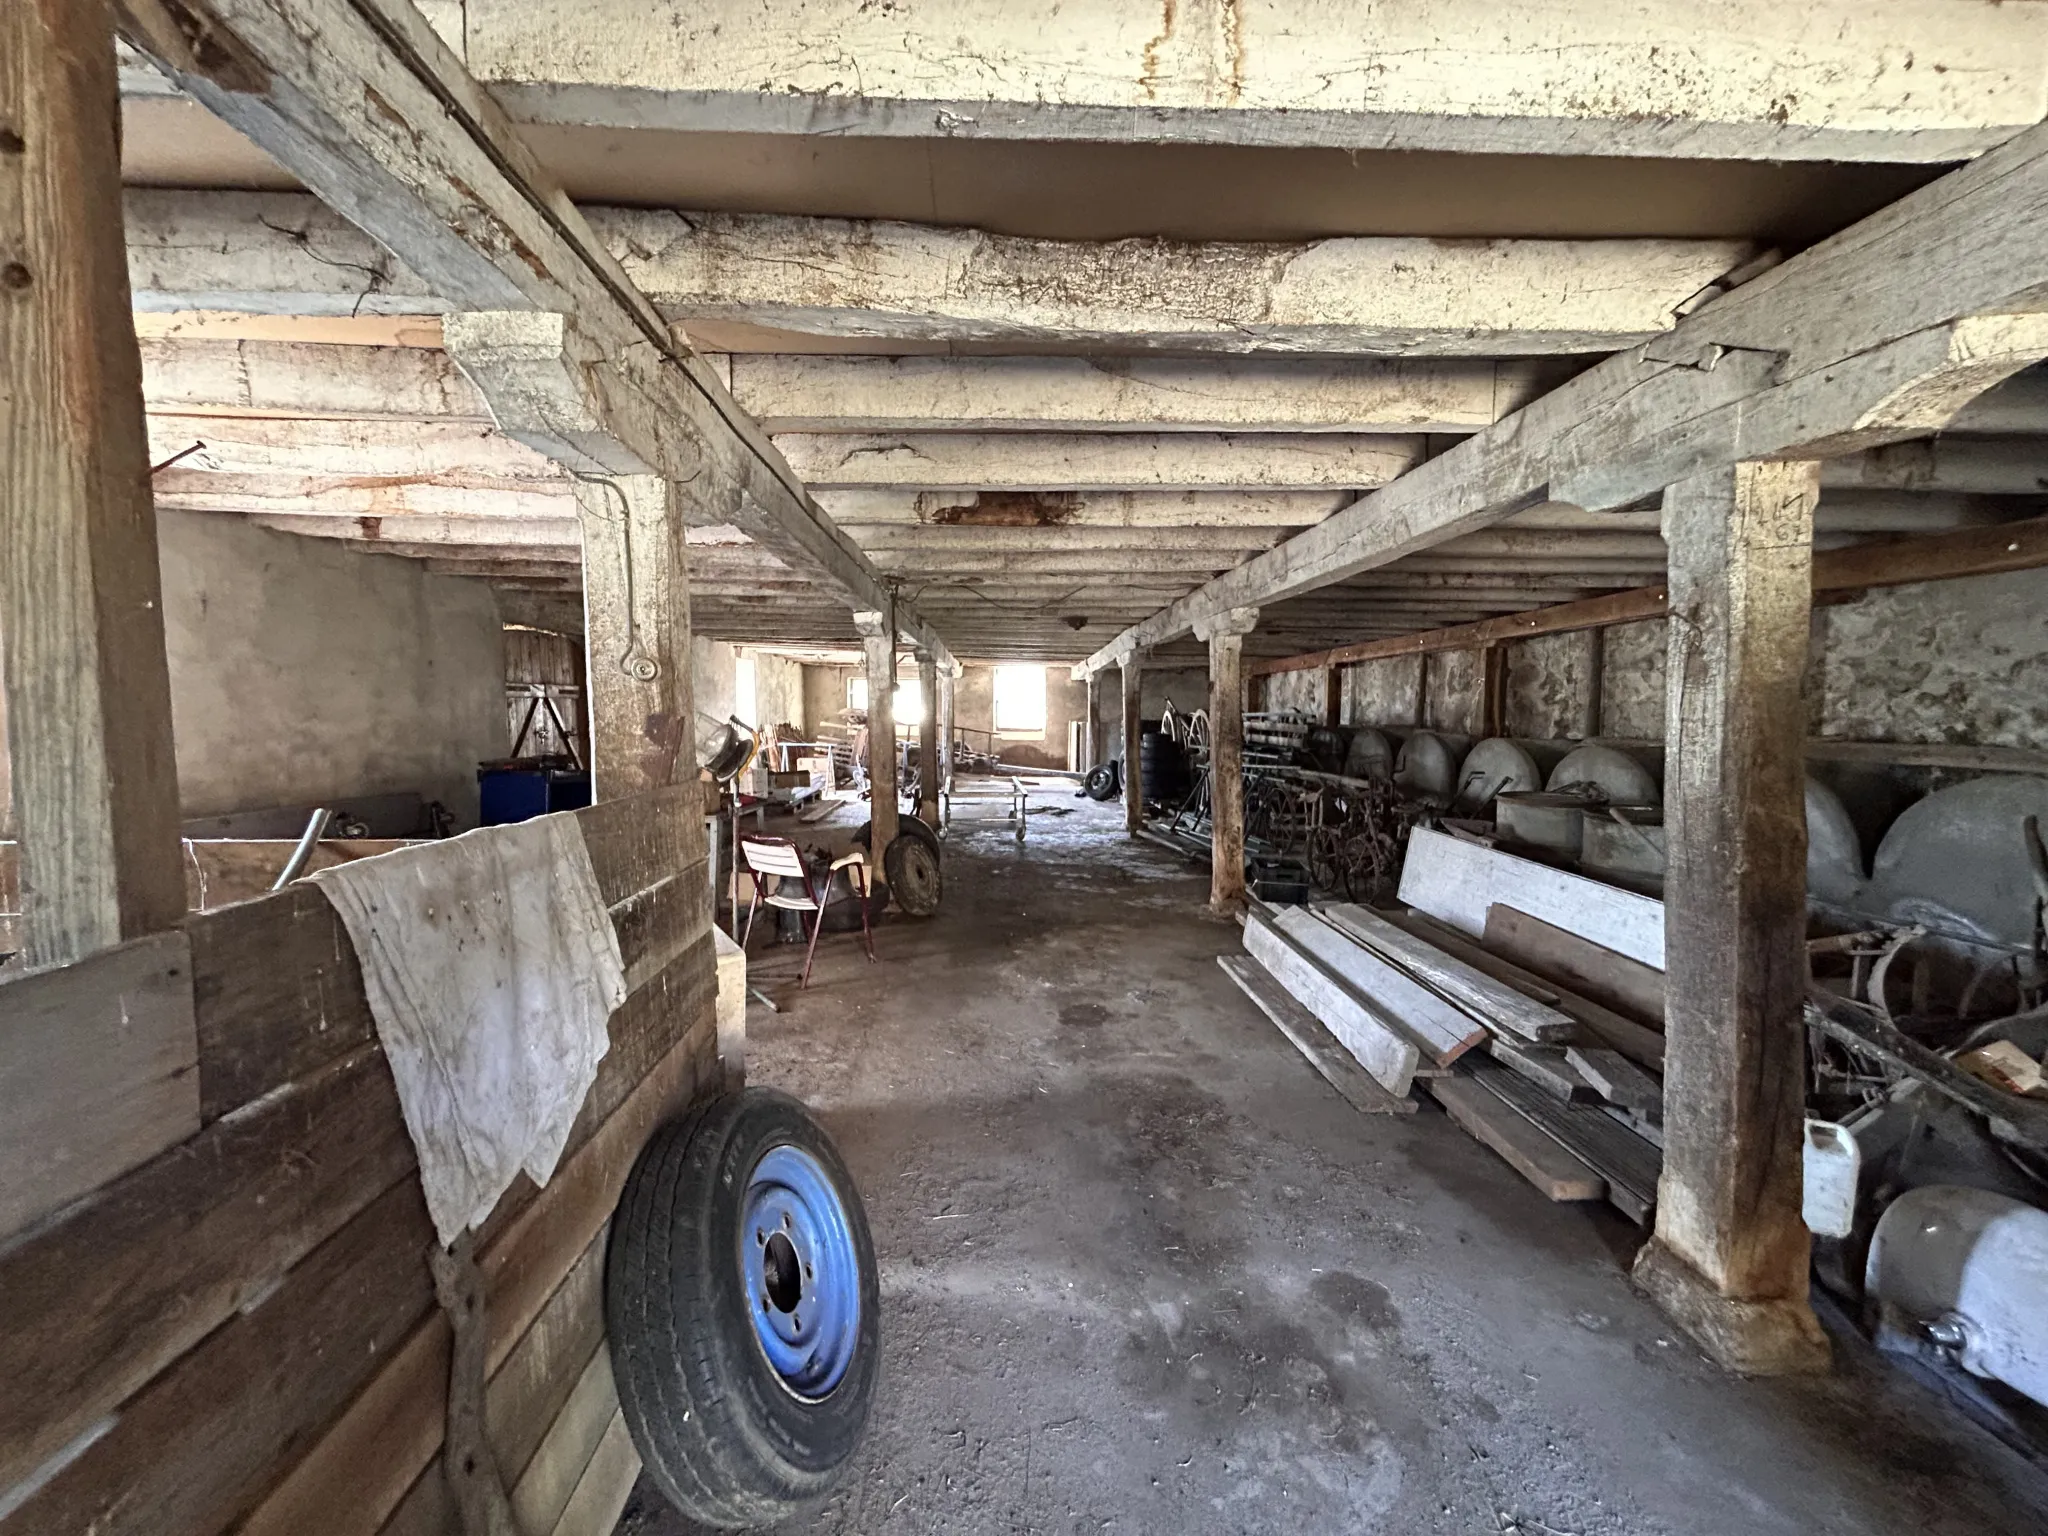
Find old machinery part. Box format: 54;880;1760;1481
1545;743;1661;808
1452;737;1542;817
1866;1184;2048;1409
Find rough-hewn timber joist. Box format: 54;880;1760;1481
1247;513;2048;677
114;0;953;664
1078;119;2048;676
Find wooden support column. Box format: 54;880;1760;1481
1632;460;1829;1376
938;661;958;794
1480;643;1507;738
1323;666;1342;728
855;612;899;862
1197;607;1260;911
915;651;940;827
1578;627;1605;740
575;475;695;800
1119;653;1144;834
1083;671;1102;767
1;0;184;966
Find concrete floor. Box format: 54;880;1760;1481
620;793;2048;1535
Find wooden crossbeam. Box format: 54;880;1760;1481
1248;512;2048;677
115;0;954;665
1079;121;2048;674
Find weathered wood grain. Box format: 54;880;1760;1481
1381;909;1667;1071
548;1411;639;1536
187;882;374;1122
1427;1077;1606;1203
0;0;183;964
1316;903;1576;1044
1243;910;1421;1096
1202;609;1255;910
191;801;701;1124
238;1006;715;1536
1277;906;1487;1064
0;930;198;1240
1637;460;1827;1370
4;1178;436;1536
251;1233;607;1536
1399;827;1666;970
612;860;711;992
1218;955;1416;1116
578;784;701;905
0;1044;412;1502
1484;905;1667;1026
510;1347;619;1534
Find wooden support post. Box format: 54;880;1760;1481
916;652;940;827
575;476;694;800
1480;643;1507;739
1119;654;1144;834
1083;671;1101;767
1631;460;1829;1376
938;662;958;794
1578;627;1604;740
1323;666;1342;728
855;612;899;863
1413;651;1431;728
1197;608;1260;911
1;0;184;966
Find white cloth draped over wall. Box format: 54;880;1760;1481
312;813;626;1246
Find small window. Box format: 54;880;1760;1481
994;664;1047;734
846;673;925;725
895;678;925;727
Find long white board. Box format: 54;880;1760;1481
1242;911;1420;1096
1398;827;1666;970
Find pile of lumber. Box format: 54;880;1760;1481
1221;890;1668;1224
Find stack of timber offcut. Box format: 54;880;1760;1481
1222;825;1669;1223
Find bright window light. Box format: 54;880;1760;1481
846;673;924;725
895;678;926;726
994;664;1047;733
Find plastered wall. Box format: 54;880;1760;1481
159;511;505;825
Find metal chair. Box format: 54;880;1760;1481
740;836;876;988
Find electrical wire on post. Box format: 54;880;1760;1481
566;469;659;685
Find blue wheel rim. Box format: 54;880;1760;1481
739;1143;862;1399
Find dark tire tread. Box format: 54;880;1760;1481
606;1089;879;1530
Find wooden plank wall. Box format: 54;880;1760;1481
0;784;714;1536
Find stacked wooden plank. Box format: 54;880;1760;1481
1223;822;1669;1223
0;784;715;1536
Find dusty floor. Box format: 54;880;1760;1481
620;794;2048;1535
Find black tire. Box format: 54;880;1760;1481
1084;762;1119;801
607;1089;880;1530
883;832;942;916
851;815;941;855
